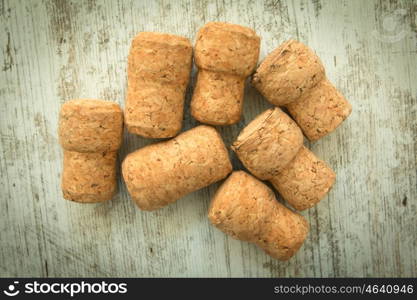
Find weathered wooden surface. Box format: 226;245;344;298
0;0;416;277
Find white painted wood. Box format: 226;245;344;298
0;0;416;277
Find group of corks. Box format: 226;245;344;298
58;22;351;261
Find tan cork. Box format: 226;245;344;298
62;151;118;203
191;22;260;125
125;32;193;138
208;171;309;261
59;99;123;153
252;40;351;141
252;40;325;106
231;107;303;180
286;78;352;141
122;125;232;211
59;99;123;203
270;146;336;211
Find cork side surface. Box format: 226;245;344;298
61;150;117;203
128;32;192;85
195;22;260;77
208;171;309;261
286;78;352;141
122;125;232;210
252;40;325;106
232;107;303;180
270;146;336;210
59;99;123;153
191;70;245;125
126;83;185;138
125;32;192;138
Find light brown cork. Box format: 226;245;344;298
231;107;303;180
270;146;336;211
286;78;352;141
59;99;123;153
61;151;117;203
125;32;193;138
191;71;245;125
252;40;352;141
59;99;123;203
208;171;309;261
191;22;260;125
122;125;232;211
252;40;325;106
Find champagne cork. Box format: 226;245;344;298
232;108;336;210
59;99;123;153
125;32;193;138
286;78;352;141
191;22;260;125
252;40;351;141
231;107;303;180
270;146;336;211
252;40;325;106
62;151;118;203
208;171;309;261
122;125;232;211
59;99;123;203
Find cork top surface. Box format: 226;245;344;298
195;22;260;76
232;107;303;180
59;99;123;153
252;39;325;106
209;171;277;240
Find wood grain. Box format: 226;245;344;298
0;0;416;277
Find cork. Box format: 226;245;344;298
59;99;123;153
231;107;303;180
252;40;352;141
252;40;325;106
191;22;260;125
208;171;309;261
191;70;245;125
59;99;123;203
286;78;352;141
61;151;117;203
125;32;193;138
122;125;233;211
270;146;336;211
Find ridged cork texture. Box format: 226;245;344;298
191;22;260;125
59;99;123;203
122;125;232;211
208;171;309;261
62;151;117;203
252;40;351;141
286;78;352;141
125;32;192;138
191;71;245;125
194;22;260;76
232;107;303;180
59;99;123;153
270;146;336;211
252;40;325;106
